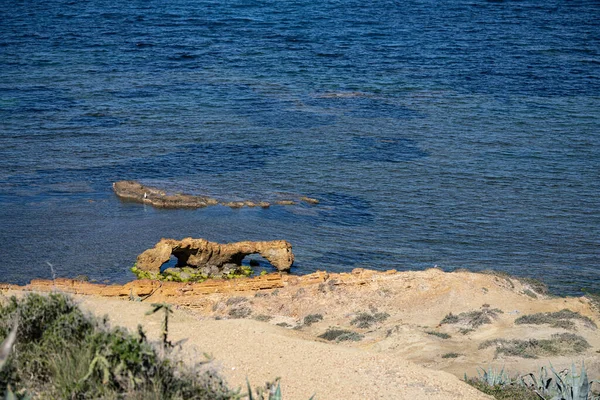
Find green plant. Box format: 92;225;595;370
350;312;389;329
466;379;539;400
303;314;323;326
545;363;599;400
229;306;252;319
476;366;513;386
467;363;600;400
318;329;363;342
515;309;597;330
441;306;503;329
479;333;591;359
246;378;315;400
0;293;235;399
426;331;451;339
253;315;273;322
441;352;461;359
145;303;174;350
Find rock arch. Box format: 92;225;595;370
136;238;294;274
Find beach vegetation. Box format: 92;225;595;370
302;314;323;326
441;305;503;329
478;333;591;359
0;293;307;399
514;309;597;330
466;363;600;400
426;331;451;339
145;302;174;349
0;293;235;399
253;315;273;322
441;352;461;359
318;328;363;342
350;311;389;329
228;306;252;319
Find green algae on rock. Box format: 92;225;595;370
130;264;253;282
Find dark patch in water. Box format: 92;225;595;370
341;136;428;163
307;95;422;120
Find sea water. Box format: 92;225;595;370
1;0;599;295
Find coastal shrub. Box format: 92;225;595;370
228;306;252;319
318;329;363;342
426;331;451;339
0;293;236;399
441;352;461;359
253;314;273;322
478;333;591;359
515;309;597;330
466;379;539;400
441;306;503;329
350;312;389;329
303;314;323;326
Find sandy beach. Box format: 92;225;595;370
4;268;599;399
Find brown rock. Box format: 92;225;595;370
275;200;296;206
113;181;217;209
113;181;318;210
137;238;294;274
300;196;319;205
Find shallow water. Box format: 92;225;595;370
1;0;599;295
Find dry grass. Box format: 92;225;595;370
479;333;591;358
514;309;597;330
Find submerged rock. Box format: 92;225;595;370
113;180;218;209
113;180;316;210
135;238;295;278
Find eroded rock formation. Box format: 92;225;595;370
136;238;294;274
112;180;319;209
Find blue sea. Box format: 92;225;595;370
1;0;599;295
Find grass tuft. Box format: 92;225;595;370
514;309;597;330
426;331;451;339
303;314;323;326
441;352;461;359
441;306;503;329
350;312;390;329
478;333;591;358
318;329;364;342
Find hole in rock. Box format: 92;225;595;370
159;255;179;273
241;254;277;274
